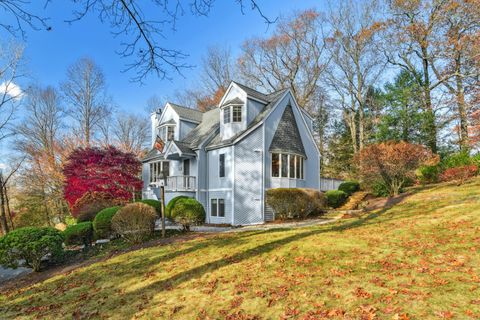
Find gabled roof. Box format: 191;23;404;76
142;148;165;163
206;88;289;149
269;105;306;157
160;118;177;125
181;108;220;149
232;81;271;102
168;103;204;123
171;140;195;156
221;97;244;106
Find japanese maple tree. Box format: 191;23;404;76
63;146;143;208
356;141;438;196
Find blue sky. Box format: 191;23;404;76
12;0;325;114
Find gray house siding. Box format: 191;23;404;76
233;127;264;225
207;146;233;190
206;190;233;224
246;98;265;124
179;120;197;140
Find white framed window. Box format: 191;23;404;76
271;153;304;179
167;126;174;141
149;161;170;183
223;107;231;124
210;198;225;217
232;105;242;122
159;125;175;141
219;153;225;177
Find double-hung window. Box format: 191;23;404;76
149;161;170;183
210;198;225;217
223;105;242;123
232;105;242;122
167;126;174;141
223;107;231;124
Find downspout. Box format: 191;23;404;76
232;145;235;226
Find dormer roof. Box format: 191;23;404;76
168;103;203;123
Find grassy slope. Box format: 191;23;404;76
1;179;480;319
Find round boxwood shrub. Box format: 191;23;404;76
170;198;205;231
0;227;64;272
63;222;94;247
266;188;326;220
135;199;161;216
93;206;121;239
325;190;348;208
338;181;360;196
112;203;156;244
165;196;189;219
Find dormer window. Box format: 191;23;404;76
222;104;242;124
159;124;175;141
223;107;231;124
232;105;242;122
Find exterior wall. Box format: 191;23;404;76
233;127;264;225
220;85;247;140
263;92;320;190
207;146;233;190
179;120;197;140
206;190;233;225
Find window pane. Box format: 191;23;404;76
219;199;225;217
232;105;242;122
296;156;300;179
167;126;174;141
223;107;231;124
289;155;295;178
271;153;279;177
219;154;225;177
211;199;218;217
149;163;153;183
300;158;304;179
281;154;288;177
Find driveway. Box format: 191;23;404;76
0;265;31;284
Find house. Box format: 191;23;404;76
142;81;320;225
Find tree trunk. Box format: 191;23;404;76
0;175;9;235
455;68;469;152
421;49;437;153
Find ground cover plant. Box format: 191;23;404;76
1;178;480;319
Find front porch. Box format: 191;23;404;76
142;175;197;203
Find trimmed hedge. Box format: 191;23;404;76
135;199;161;216
93;206;121;239
0;227;64;272
63;222;94;247
266;188;326;220
170;198;206;231
112;203;156;244
325;190;348;208
338;181;360;196
166;196;189;219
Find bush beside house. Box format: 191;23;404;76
112;203;156;244
0;227;64;272
170;198;206;231
135;199;162;216
338;181;360;196
166;196;190;219
266;188;325;219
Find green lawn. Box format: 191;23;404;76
1;179;480;319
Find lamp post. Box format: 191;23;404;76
159;170;167;238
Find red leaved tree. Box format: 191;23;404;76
63;146;143;208
356;141;438;196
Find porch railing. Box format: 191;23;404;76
166;175;196;191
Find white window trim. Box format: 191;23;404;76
210;198;225;218
270;152;305;180
222;104;243;124
219;153;226;178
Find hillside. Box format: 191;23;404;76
1;179;480;319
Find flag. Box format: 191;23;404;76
154;135;165;152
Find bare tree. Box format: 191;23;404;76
62;57;112;148
238;9;329;114
0;42;24;143
1;1;274;81
111;113;149;157
200;45;235;96
14;85;69;225
146;94;163;113
324;0;386;153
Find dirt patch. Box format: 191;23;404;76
363;192;412;212
0;232;212;293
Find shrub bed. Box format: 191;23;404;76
112;203;156;244
93;206;121;239
325;190;348;208
0;227;64;272
170;198;206;231
338;181;360;196
63;222;94;247
266;188;326;220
